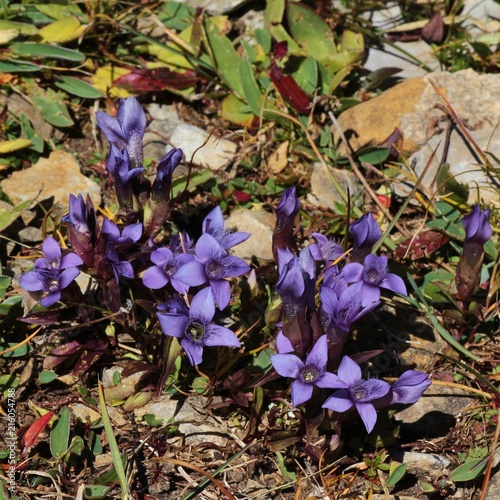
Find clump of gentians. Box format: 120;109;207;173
270;188;431;433
455;205;492;301
19;96;249;368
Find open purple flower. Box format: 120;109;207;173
389;370;431;404
271;335;346;406
96;95;146;168
174;233;250;309
462;205;492;245
342;254;407;307
202;206;250;250
142;247;194;294
322;355;390;433
350;213;382;263
157;287;240;366
19;237;83;307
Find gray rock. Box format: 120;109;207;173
395;384;476;437
398;451;451;475
0;150;101;208
18;226;42;243
307;162;363;210
135;395;229;447
486;465;500;500
225;209;275;263
169;124;237;171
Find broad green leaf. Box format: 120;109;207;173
0;276;10;299
50;407;71;458
287;3;337;60
436;163;469;205
11;43;85;62
38;16;86;44
0;296;23;317
294;56;317;95
64;435;85;459
159;1;194;31
357;147;390;165
55;76;103;99
255;28;272;54
220;93;254;126
84;485;110;499
450;457;487;482
32;87;74;127
203;20;244;98
39;371;58;384
0;138;32;154
386;463;407;487
143;414;163;427
0;60;41;72
0;20;38;35
0;29;20;44
0;342;34;358
35;4;85;21
239;57;261;116
192;376;208;394
264;0;285;28
20;115;44;152
276;451;296;481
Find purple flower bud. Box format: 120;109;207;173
350;213;382;263
389;370;431;404
272;187;301;261
462;205;492;245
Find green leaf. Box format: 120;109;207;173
143;413;164;427
0;342;34;358
203;20;244;98
0;138;32;154
84;485;111;499
50;407;71;458
357;146;390;165
387;463;407;487
255;28;271;54
64;435;85;460
287;3;337;60
32;87;74;127
0;276;10;300
275;451;296;482
220;93;254;126
436;163;469;205
34;4;85;20
264;0;285;27
192;376;208;394
159;2;194;31
39;371;58;384
0;60;41;72
10;43;85;61
0;20;38;35
450;457;487;482
239;57;261;116
294;56;317;95
172;169;213;196
89;431;103;455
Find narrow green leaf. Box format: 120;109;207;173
34;3;85;21
264;0;285;28
50;407;71;458
203;20;244;98
0;20;38;35
386;463;407;487
294;56;317;95
55;76;103;99
0;60;41;72
0;342;33;358
239;57;261;116
11;43;85;61
450;457;488;482
98;381;129;498
84;485;111;499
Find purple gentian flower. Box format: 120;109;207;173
175;233;250;309
142;247;194;294
157;287;241;366
152;148;183;200
107;145;144;206
322;355;390;433
271;335;346;406
96;95;146;168
275;329;294;353
309;233;343;263
202;206;250;250
19;237;83;307
320;283;379;334
272;187;301;261
342;254;407;307
462;205;492;245
350;213;382;263
389;370;431;404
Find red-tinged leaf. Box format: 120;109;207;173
421;12;444;43
22;411;54;449
18;308;73;325
113;68;200;92
273;41;288;60
395;231;450;260
233;190;251;203
72;336;108;376
43;339;84;370
269;62;310;114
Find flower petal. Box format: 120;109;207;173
291;380;313;406
121;223;142;243
150;248;172;267
355;401;377;433
96;112;126;148
209;279;231;310
379;273;407;297
60;252;83;269
157;312;188;338
181;338;203;366
204;324;240;348
316;372;347;389
173;261;206;286
19;271;45;292
58;267;80;289
40;291;61;307
337;355;361;387
190;287;215;323
360;283;381;307
322;390;354;412
142;267;169;289
195;233;225;263
305;335;328;372
42;237;62;262
356;379;391;402
275;331;294;353
270;353;303;379
102;219;120;240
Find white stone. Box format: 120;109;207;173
169;124;237;171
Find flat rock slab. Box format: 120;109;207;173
1;150;101;208
170;124;237;171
